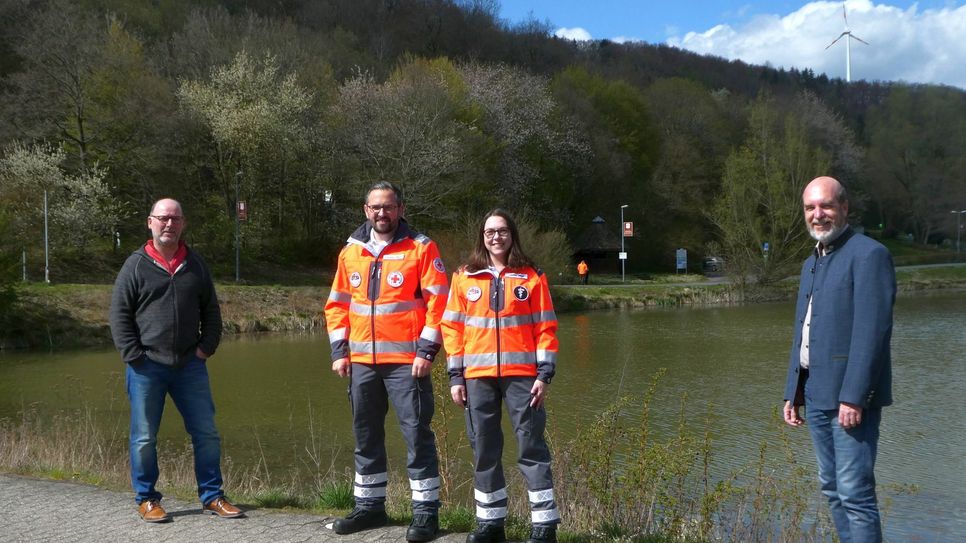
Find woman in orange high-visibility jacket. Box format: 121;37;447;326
441;209;560;543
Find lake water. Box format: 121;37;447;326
1;291;963;541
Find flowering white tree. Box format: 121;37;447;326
0;142;124;250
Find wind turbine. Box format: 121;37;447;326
825;4;869;82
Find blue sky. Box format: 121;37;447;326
497;1;966;87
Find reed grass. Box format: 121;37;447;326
0;367;911;541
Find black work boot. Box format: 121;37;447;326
527;525;558;543
332;507;388;534
406;512;439;542
466;523;507;543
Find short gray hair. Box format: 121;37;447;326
365;181;404;205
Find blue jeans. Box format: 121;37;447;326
805;405;882;543
126;356;224;506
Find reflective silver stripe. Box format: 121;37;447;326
412;489;440;502
531;310;557;323
474;488;508;504
410;477;441;490
528;489;555;503
537;350;558;364
415;234;430;244
464;316;496;328
349;340;418;354
501;314;534;327
328;290;351;303
447;355;464;370
442;310;465;323
350;299;426;316
424;284;449;295
464;351;536;367
419;326;442;344
476;505;507;520
531;508;560;523
460;312;557;329
355;472;388;485
354;486;387;498
328;327;348;343
463;353;497;367
498;351;537;365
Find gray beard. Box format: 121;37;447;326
808;222;846;244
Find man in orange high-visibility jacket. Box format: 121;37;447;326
324;181;449;542
576;260;589;285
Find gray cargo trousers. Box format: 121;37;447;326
465;376;560;527
349;363;440;513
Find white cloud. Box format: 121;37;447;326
666;0;966;88
555;26;593;41
611;35;644;44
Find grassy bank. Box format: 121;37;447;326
1;283;328;350
3;265;964;350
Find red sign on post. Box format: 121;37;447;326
237;201;248;221
623;221;634;237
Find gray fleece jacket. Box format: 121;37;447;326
109;245;222;366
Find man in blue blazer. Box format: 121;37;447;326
783;176;895;543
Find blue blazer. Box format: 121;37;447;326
783;227;896;411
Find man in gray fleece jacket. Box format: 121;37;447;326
109;198;243;523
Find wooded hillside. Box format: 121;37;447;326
1;0;963;283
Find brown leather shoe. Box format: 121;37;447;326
203;497;245;518
137;500;170;523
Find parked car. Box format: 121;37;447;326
702;256;725;273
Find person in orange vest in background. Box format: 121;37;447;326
441;208;560;543
324;181;448;542
576;259;589;284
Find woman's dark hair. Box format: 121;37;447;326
465;208;536;272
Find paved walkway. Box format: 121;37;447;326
0;474;467;543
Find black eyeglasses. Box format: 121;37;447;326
483;228;511;239
366;204;399;213
150;215;184;224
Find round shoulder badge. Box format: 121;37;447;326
387;271;405;288
466;286;483;302
349;271;362;288
433;257;446;274
513;285;530;301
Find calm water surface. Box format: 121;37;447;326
1;291;963;541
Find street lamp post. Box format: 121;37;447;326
952;209;966;255
43;189;50;284
620;204;628;283
235;171;242;282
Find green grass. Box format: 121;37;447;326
879;237;961;265
253;487;309;509
315;480;354;510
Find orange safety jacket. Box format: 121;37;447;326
441;266;558;385
577;261;588;275
324;219;449;365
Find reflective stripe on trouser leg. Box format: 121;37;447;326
474;487;508;524
466;378;508;525
505;376;559;525
349;364;389;510
354;471;388;501
383;364;440;513
410;476;441;502
528;488;560;525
